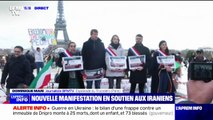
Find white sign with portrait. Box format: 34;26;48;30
62;56;83;71
108;56;127;70
157;55;175;68
85;68;104;81
128;55;146;70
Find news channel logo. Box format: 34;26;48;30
9;6;49;16
10;94;29;103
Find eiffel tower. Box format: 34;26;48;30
54;0;70;48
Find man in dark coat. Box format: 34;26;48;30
82;29;106;89
1;46;31;101
127;34;151;93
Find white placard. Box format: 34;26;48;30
62;56;83;71
85;68;104;81
28;29;57;50
157;55;175;68
128;55;146;70
109;56;127;70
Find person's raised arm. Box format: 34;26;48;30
31;45;36;53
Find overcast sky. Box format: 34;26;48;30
0;1;213;50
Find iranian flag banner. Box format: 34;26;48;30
29;58;53;89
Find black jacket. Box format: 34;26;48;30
25;53;36;70
127;43;151;83
1;55;31;88
56;50;85;88
82;38;106;70
25;53;36;84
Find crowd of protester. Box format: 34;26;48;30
0;29;213;104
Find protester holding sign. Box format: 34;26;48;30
82;29;106;89
127;34;151;93
31;46;44;75
56;42;85;89
105;35;126;89
150;40;176;93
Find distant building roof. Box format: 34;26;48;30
198;47;213;52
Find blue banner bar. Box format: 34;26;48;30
176;104;213;120
10;93;174;104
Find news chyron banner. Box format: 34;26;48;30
0;89;175;120
0;89;213;120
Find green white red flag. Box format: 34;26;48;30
29;58;53;89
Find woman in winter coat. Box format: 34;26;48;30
151;40;176;93
105;35;126;89
56;42;85;89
